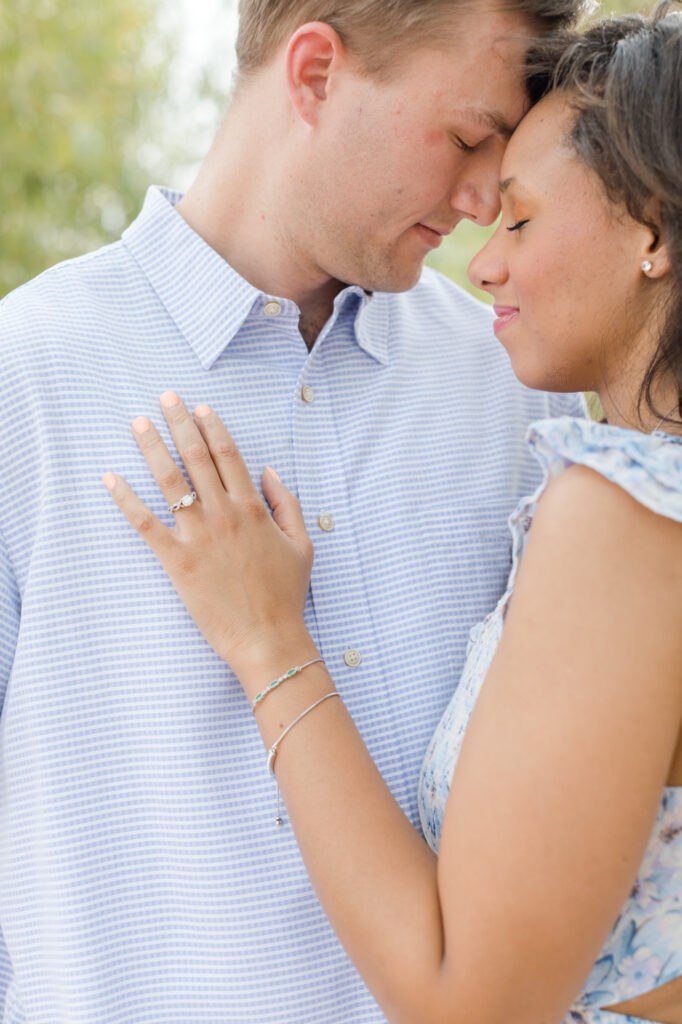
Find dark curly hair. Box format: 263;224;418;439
525;4;682;427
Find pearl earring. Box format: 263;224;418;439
642;260;653;273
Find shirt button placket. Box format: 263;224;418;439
294;357;371;688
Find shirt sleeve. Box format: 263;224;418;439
0;525;20;716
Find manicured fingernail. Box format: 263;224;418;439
194;404;211;418
160;391;180;408
102;473;116;491
266;466;281;483
132;416;151;434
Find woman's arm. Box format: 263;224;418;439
105;397;682;1024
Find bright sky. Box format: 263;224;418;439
169;0;239;186
176;0;238;88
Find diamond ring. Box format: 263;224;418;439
168;491;198;513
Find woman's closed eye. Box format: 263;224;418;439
507;218;530;233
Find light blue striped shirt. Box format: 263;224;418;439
0;186;584;1024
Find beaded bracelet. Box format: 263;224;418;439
251;657;325;712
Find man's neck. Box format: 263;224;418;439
297;290;346;350
174;124;344;350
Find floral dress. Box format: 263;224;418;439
418;417;682;1024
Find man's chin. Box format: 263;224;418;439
359;260;425;295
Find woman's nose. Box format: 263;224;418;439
468;230;508;293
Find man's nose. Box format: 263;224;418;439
448;141;505;227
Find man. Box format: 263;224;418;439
0;1;587;1021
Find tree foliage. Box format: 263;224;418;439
0;0;167;297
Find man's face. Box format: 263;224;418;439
289;9;535;294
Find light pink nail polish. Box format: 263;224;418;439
266;466;282;483
195;404;211;418
160;391;180;408
103;473;116;491
132;417;151;434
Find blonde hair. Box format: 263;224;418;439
236;0;589;81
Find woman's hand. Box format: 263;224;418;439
102;391;316;684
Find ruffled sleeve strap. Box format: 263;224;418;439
497;417;682;610
526;416;682;524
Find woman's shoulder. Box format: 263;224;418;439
525;439;682;645
526;415;682;527
535;459;682;556
515;415;682;641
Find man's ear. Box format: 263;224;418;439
285;22;347;127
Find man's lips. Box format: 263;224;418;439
414;223;452;248
493;305;519;332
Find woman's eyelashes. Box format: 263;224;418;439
507;218;530;233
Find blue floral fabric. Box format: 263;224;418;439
419;416;682;1024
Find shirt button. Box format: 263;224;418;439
264;301;282;317
344;649;362;668
301;385;315;404
318;514;335;533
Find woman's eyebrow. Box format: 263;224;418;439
499;176;516;194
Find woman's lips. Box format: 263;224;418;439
493;305;519;333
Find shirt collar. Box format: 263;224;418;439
354;290;390;366
122;186;390;369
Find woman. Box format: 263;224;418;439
103;9;682;1024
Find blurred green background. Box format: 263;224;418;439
1;0;642;302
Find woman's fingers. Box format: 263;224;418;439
104;410;315;671
262;467;314;558
193;404;259;500
131;415;199;514
103;473;173;555
129;394;262;519
158;392;225;506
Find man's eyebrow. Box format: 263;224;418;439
467;108;517;140
499;176;516;194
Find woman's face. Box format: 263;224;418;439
469;92;656;398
